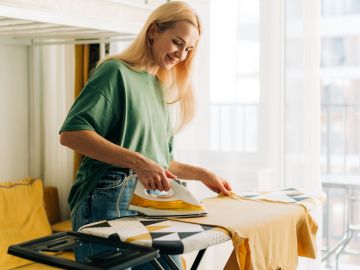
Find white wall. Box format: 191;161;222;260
0;44;29;181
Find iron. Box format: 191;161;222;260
128;179;208;217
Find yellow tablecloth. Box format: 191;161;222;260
173;193;318;270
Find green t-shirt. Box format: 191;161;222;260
60;59;174;213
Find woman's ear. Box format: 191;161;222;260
149;23;158;37
147;23;157;44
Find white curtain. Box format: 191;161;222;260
284;0;322;269
177;0;322;269
284;0;322;193
175;0;260;200
29;43;74;220
259;0;321;195
0;44;29;181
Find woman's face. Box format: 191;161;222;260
150;21;199;70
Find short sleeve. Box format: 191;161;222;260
60;60;124;137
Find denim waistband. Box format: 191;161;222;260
105;167;130;175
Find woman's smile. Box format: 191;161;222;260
166;54;177;64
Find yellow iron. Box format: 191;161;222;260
128;179;208;217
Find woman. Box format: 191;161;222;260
60;1;232;269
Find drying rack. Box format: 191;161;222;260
0;0;164;54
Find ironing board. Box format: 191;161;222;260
8;189;321;269
78;188;322;270
79;216;231;269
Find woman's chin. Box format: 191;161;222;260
159;59;176;70
163;62;176;70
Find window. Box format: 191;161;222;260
320;1;360;267
320;39;360;176
322;0;360;16
209;0;259;152
321;79;360;175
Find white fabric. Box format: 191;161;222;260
284;0;321;194
29;43;74;219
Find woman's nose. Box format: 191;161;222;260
175;49;187;61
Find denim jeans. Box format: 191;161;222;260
72;169;182;270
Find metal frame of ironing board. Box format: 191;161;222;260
7;230;208;270
150;249;206;270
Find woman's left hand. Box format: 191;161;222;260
200;171;232;196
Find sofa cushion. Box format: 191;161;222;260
43;186;61;225
12;251;75;269
0;178;52;270
51;220;72;232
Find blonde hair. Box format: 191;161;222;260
98;1;201;132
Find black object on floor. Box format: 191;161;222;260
8;231;159;270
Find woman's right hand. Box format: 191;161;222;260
59;131;176;190
133;158;177;191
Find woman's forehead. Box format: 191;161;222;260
167;21;199;47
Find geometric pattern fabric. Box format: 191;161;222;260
236;188;318;212
79;216;231;254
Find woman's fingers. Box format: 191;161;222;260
148;179;157;190
218;182;231;196
149;174;169;191
134;160;176;192
223;180;232;191
141;179;151;190
156;175;167;191
165;169;177;179
201;173;232;196
159;169;175;191
221;178;232;191
161;176;171;191
136;172;171;191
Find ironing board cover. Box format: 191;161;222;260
78;188;320;254
236;187;322;210
78;216;231;255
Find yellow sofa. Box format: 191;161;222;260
1;178;187;270
0;178;72;270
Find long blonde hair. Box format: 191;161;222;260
98;1;201;132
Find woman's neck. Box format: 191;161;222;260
146;66;158;76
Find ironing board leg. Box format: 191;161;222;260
162;255;180;270
190;249;207;270
151;258;165;270
152;249;207;270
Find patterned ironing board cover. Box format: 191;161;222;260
78;188;319;255
79;216;231;255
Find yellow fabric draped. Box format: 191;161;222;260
172;194;318;270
